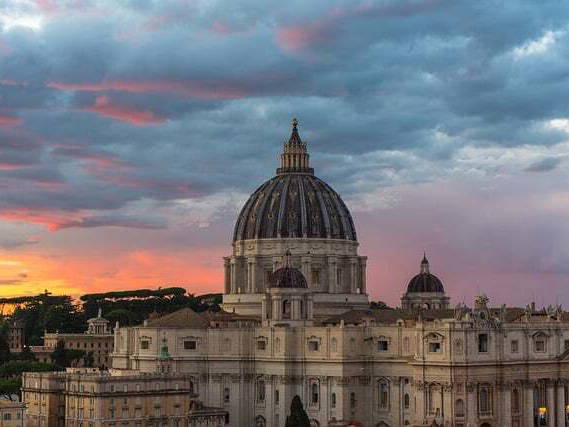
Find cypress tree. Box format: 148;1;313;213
285;395;311;427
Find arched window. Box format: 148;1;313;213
378;379;389;409
427;384;438;415
455;399;465;417
189;380;194;394
299;300;304;318
331;338;338;353
255;415;266;427
404;393;410;409
331;392;336;408
311;382;319;404
350;392;356;409
274;389;279;405
282;300;291;319
512;388;520;414
257;380;265;402
223;387;230;403
478;385;492;415
403;337;410;353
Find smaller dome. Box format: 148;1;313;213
269;267;308;289
405;254;445;293
406;273;444;293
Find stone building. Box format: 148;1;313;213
30;309;114;368
0;400;25;427
25;119;569;427
8;320;24;353
22;368;226;427
109;120;569;426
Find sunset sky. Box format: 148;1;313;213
1;0;569;306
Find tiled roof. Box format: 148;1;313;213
146;308;209;328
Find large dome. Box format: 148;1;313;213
233;119;357;242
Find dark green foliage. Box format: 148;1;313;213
2;288;221;346
50;340;85;368
104;309;139;327
14;346;36;362
370;300;392;309
83;351;94;368
11;292;85;345
0;378;20;400
0;361;62;377
285;395;311;427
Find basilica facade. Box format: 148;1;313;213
93;121;569;426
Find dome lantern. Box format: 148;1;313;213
277;118;314;175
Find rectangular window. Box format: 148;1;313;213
511;340;519;353
140;341;149;350
275;389;279;405
565;340;569;351
478;334;488;353
378;340;389;351
257;340;266;351
311;270;320;286
429;342;441;353
308;341;319;351
183;340;197;350
535;340;545;352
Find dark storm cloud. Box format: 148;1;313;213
1;0;569;229
525;157;564;173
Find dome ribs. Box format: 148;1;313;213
297;177;308;238
276;174;291;238
232;120;357;242
253;178;281;239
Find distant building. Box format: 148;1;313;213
8;320;24;353
0;400;25;427
22;368;226;427
30;309;114;368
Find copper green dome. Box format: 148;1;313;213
233;119;357;242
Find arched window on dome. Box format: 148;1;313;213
282;300;291;319
299;300;304;319
404;393;410;410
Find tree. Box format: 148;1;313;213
285;395;311;427
83;351;94;368
0;379;20;401
50;340;85;368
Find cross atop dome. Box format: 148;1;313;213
288;118;302;144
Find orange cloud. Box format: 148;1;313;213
82;96;165;126
47;79;248;100
0;247;225;299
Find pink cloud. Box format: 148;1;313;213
82;96;165;126
47;79;248;100
35;0;59;14
276;19;335;51
276;0;444;52
0;114;21;126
